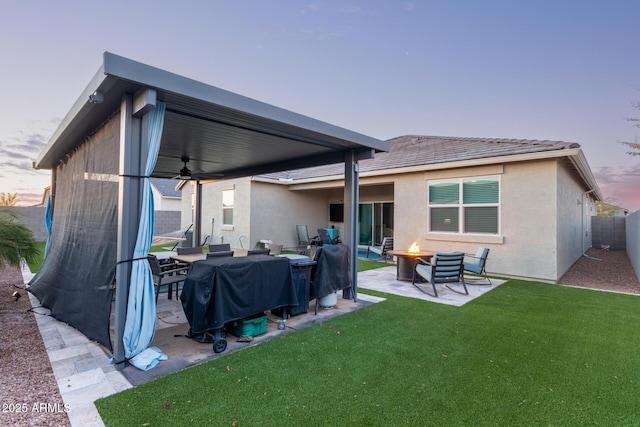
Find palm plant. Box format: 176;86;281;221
0;210;40;267
0;192;19;206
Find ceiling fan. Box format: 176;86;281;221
175;155;191;180
167;155;223;180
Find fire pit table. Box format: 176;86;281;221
387;249;435;282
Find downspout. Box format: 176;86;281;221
580;188;601;261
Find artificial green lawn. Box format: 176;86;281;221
95;280;640;426
27;241;46;273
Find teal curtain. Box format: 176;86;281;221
123;101;166;370
44;194;52;256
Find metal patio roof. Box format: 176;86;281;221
36;52;388;179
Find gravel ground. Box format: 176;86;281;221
0;261;71;427
558;247;640;294
0;249;637;426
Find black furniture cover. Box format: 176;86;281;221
310;243;352;300
180;255;296;335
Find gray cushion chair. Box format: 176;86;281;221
366;237;394;262
412;251;468;297
463;247;491;285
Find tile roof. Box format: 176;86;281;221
150;178;181;197
260;135;581;181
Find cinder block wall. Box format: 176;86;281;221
153;211;181;236
4;207;181;243
4;207;48;241
592;216;626;250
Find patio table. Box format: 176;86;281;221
387;249;435;282
170;252;207;265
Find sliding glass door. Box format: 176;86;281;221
359;202;393;246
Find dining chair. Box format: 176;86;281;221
176;247;203;255
206;251;234;259
247;248;271;256
147;254;189;301
208;243;231;253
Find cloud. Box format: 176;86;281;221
0;122;52;174
593;164;640;212
306;3;323;12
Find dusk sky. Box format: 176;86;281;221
1;1;639;210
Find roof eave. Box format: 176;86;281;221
35;63;114;169
277;147;603;199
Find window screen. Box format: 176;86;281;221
222;190;234;225
428;176;499;235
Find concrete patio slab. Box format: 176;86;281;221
357;266;506;306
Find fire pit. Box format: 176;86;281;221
388;242;434;282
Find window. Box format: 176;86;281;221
428;177;499;234
222;189;234;226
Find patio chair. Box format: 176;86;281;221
176;247;203;255
147;254;189;301
412;251;467;297
464;247;492;285
206;250;234;259
366;237;394;262
317;228;341;246
208;243;231;253
247;248;271;256
265;243;283;256
296;225;320;250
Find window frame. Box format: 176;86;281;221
427;176;500;235
222;189;234;227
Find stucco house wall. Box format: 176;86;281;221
180;182;194;233
380;159;593;282
250;181;328;249
555;159;595;279
151;187;181;211
498;160;558;281
180;178;329;250
196;178;252;248
176;136;601;282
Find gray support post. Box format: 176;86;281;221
194;181;203;246
343;150;359;301
113;94;146;370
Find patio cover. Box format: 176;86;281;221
30;52;389;370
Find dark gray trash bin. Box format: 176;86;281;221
272;254;316;317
